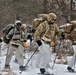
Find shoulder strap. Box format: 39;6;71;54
42;21;49;37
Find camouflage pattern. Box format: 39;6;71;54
9;27;28;46
63;21;76;45
34;14;61;46
10;28;21;46
32;14;48;31
2;24;15;44
5;22;26;67
21;24;28;40
38;14;48;18
47;13;57;21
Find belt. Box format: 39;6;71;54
11;44;19;48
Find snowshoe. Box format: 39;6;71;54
67;66;74;72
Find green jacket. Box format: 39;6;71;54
34;21;61;45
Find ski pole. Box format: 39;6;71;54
25;46;38;67
51;53;57;70
4;44;9;68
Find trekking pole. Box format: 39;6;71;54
51;53;57;70
51;39;62;70
73;55;76;71
25;46;38;67
73;46;76;71
4;44;10;68
20;42;39;74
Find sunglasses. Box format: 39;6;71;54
51;19;56;21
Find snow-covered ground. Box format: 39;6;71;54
0;52;76;75
0;43;76;75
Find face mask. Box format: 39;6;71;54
15;23;22;31
16;25;21;31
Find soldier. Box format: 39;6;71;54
14;24;28;62
4;20;26;71
66;21;76;72
34;13;62;75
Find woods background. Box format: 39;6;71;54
0;0;76;36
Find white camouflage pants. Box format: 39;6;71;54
36;41;52;69
69;45;76;68
1;42;8;56
5;44;24;67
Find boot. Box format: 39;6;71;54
19;66;26;71
40;68;50;75
40;68;46;74
67;66;74;72
4;64;10;69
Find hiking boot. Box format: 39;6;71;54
40;68;46;74
19;66;26;71
67;66;74;72
4;64;10;69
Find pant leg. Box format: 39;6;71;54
15;44;24;66
1;42;8;55
5;45;14;65
15;45;25;60
36;41;52;68
69;45;76;67
69;54;76;67
73;45;76;55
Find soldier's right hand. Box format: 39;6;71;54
36;40;42;46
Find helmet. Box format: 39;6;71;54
47;13;57;22
21;24;27;30
15;20;22;26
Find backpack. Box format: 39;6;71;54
64;22;76;41
32;14;48;33
2;24;15;44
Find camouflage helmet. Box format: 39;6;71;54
21;24;27;30
47;13;57;22
15;20;22;26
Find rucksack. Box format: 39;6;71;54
2;24;15;44
32;14;48;33
64;22;76;41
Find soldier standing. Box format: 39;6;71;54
66;21;76;72
34;13;62;75
4;20;26;71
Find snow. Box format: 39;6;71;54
0;43;76;75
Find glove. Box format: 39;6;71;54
61;32;65;39
0;38;2;42
27;35;32;41
36;40;42;46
